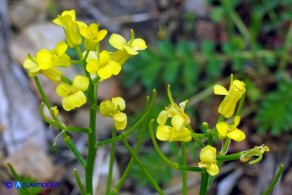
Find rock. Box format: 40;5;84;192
9;0;50;29
10;22;65;64
3;143;58;181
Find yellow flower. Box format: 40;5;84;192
53;10;86;28
53;10;86;48
23;55;63;82
156;100;192;142
100;97;127;130
36;41;70;70
56;75;89;111
240;144;270;164
216;116;246;141
198;145;219;176
214;79;246;118
109;29;147;55
109;29;147;65
86;50;121;80
80;23;108;51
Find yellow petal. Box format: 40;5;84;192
97;29;108;41
72;75;89;92
216;122;228;138
62;96;75;111
214;85;229;95
227;128;245;141
171;126;192;142
207;163;219;176
171;114;184;130
62;10;76;20
200;145;217;163
42;67;62;82
23;58;39;75
36;49;53;69
55;41;68;56
71;91;87;108
53;10;76;26
156;125;172;141
100;100;115;116
86;60;98;74
56;83;72;98
62;91;86;111
157;110;168;125
234;116;241;127
124;45;138;55
109;61;121;75
97;65;112;80
99;50;111;64
132;38;147;50
113;112;127;130
80;26;89;38
109;34;126;50
112;97;126;111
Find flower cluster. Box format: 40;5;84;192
156;100;192;142
214;78;246;142
23;10;147;112
154;76;269;178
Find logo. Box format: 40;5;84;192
4;181;12;189
14;181;22;189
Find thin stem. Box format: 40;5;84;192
122;138;164;195
188;125;205;148
279;23;292;71
199;170;208;195
220;138;231;154
39;103;89;133
263;164;285;195
7;163;30;195
74;169;86;195
112;105;149;194
85;80;98;194
216;152;241;161
105;128;117;194
181;143;187;195
34;76;86;167
61;76;73;85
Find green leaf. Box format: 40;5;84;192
157;40;175;59
256;81;292;136
163;61;180;83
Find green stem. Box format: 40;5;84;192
223;0;251;43
181;143;187;195
279;23;292;71
220;138;231;154
188;125;205;148
39;103;88;133
61;76;73;85
34;76;86;167
216;152;241;161
199;170;208;195
112;112;148;194
74;169;86;195
7;163;30;195
122;138;164;195
105;129;117;194
263;164;285;195
85;80;98;194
